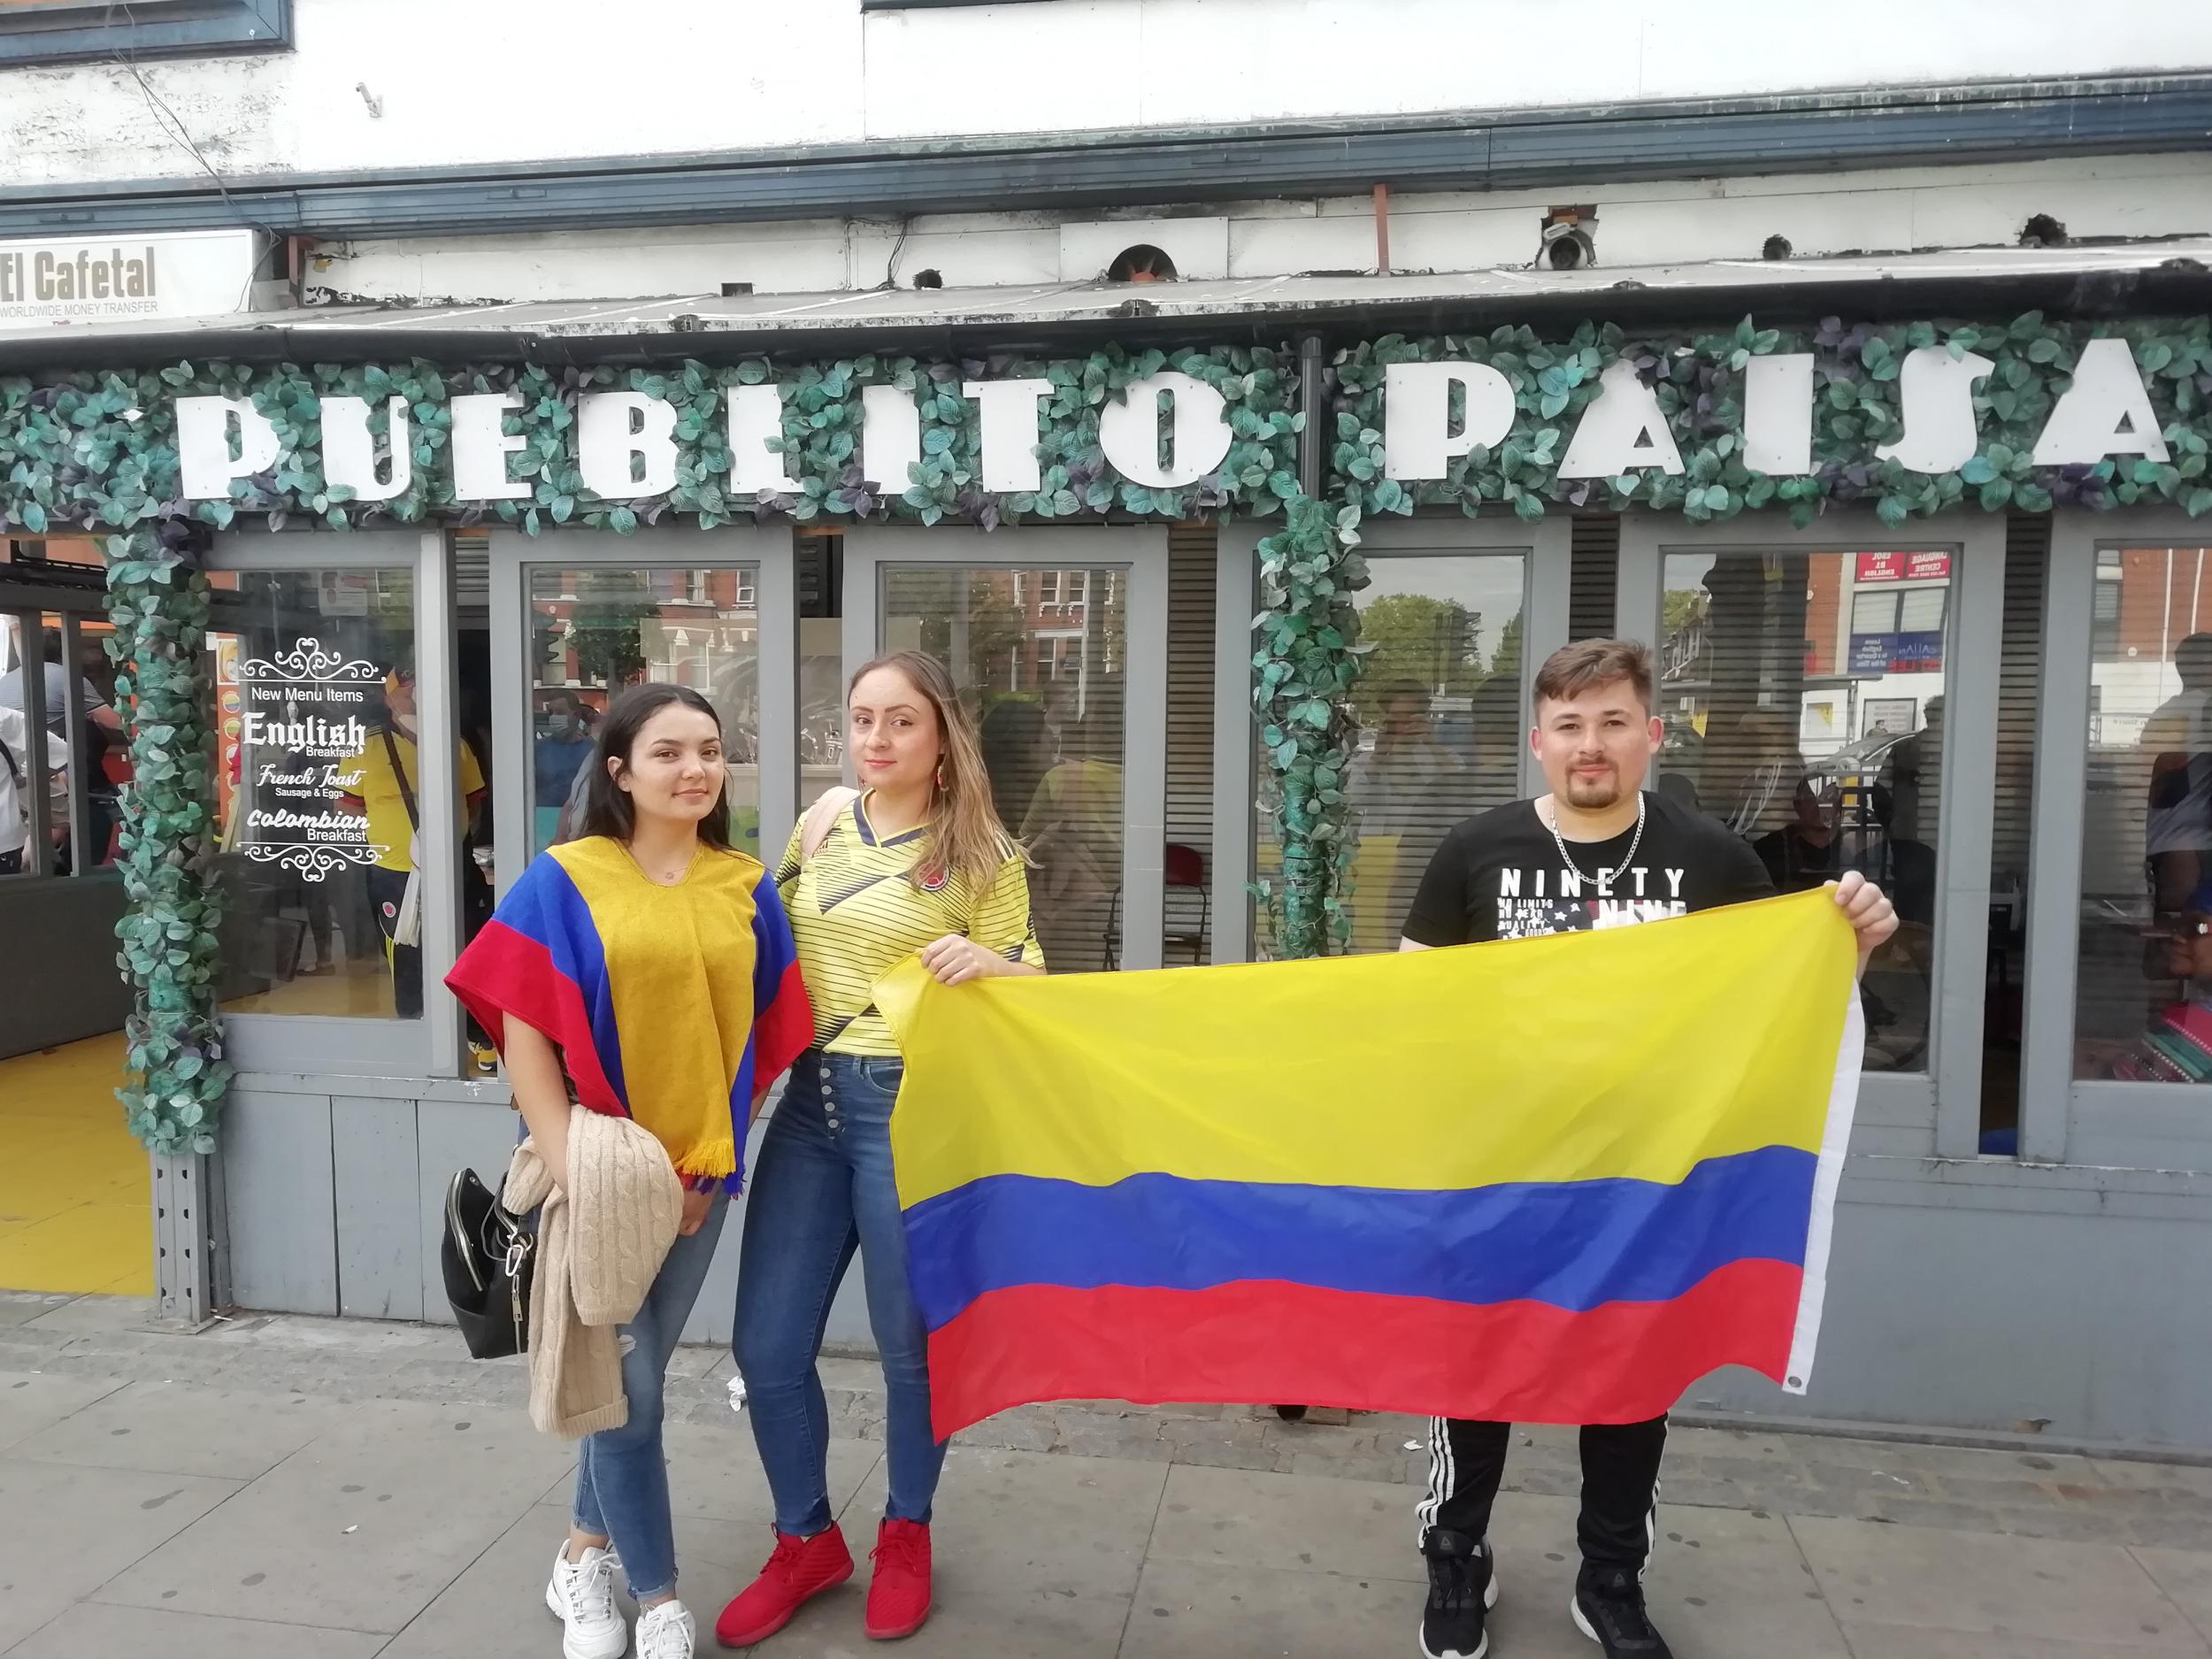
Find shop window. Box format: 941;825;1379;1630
1;608;121;879
1257;553;1530;956
883;565;1127;972
527;566;764;861
204;568;434;1020
1659;548;1952;1073
2072;545;2212;1084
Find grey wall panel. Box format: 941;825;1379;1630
415;1096;526;1328
330;1094;424;1322
223;1091;338;1317
0;877;130;1058
1686;1195;2212;1448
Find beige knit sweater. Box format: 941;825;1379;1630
503;1104;684;1439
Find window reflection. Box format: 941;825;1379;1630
527;567;763;858
882;565;1127;972
1661;549;1950;1072
2076;546;2212;1082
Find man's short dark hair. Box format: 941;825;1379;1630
1532;639;1656;715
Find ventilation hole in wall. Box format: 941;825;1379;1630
2020;214;2069;249
1108;244;1178;284
911;268;944;289
1763;234;1793;262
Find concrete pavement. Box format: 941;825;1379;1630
3;1288;2210;1658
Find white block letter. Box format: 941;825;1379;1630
321;396;413;503
964;378;1053;494
1878;348;1995;475
1742;354;1816;476
177;395;280;499
1099;372;1233;488
1383;361;1515;480
451;393;529;501
578;392;679;499
862;385;922;489
728;384;801;496
1558;360;1686;479
2032;336;2170;466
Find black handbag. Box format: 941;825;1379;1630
441;1166;535;1359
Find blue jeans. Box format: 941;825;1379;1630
572;1196;728;1600
733;1049;943;1536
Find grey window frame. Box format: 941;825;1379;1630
1210;514;1571;966
0;0;291;67
487;525;799;898
2024;509;2212;1172
844;523;1170;970
1618;510;2008;1162
203;527;450;1079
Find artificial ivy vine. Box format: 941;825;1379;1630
102;521;230;1156
0;344;1301;538
1333;313;2212;529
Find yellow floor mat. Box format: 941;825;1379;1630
0;1032;152;1296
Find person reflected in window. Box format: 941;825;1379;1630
535;692;598;852
1755;775;1845;892
335;651;487;1018
1348;680;1468;951
2140;634;2212;918
1;626;123;871
2105;884;2212;1083
1019;712;1122;968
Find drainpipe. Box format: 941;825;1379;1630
1298;334;1327;499
1372;183;1393;276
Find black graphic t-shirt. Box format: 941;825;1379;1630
1402;791;1775;947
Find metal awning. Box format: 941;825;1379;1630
4;239;2208;367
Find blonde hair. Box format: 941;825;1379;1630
849;650;1025;891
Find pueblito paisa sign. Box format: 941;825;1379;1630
0;228;257;326
173;336;2180;505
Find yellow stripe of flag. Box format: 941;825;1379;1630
875;889;1855;1208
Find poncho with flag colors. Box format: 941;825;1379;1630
447;836;814;1192
877;888;1863;1439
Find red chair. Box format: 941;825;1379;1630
1103;843;1210;969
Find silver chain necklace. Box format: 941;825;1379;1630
1543;792;1647;887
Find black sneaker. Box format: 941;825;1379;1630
1419;1527;1499;1659
1571;1564;1674;1657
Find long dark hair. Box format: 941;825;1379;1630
575;682;736;851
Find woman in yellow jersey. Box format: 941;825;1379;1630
718;651;1043;1649
447;684;810;1659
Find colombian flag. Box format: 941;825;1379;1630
877;889;1862;1438
448;838;813;1190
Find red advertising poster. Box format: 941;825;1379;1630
1856;551;1953;584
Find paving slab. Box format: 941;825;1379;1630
1793;1514;2204;1649
9;1380;345;1480
1834;1627;2211;1658
0;1456;240;1652
0;1370;129;1451
1148;1463;1422;1584
1122;1556;1419;1659
2134;1549;2212;1644
90;1398;573;1633
2;1601;387;1659
0;1294;78;1331
17;1295;156;1336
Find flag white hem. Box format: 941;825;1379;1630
1783;987;1864;1394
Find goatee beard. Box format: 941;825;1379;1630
1565;775;1621;810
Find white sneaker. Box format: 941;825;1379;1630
635;1601;696;1659
546;1543;628;1659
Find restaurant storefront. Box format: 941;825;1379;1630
5;282;2212;1446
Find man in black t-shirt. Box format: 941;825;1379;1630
1400;639;1897;1659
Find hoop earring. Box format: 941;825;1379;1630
934;760;947;793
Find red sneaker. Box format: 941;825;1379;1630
714;1525;853;1648
864;1518;933;1641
